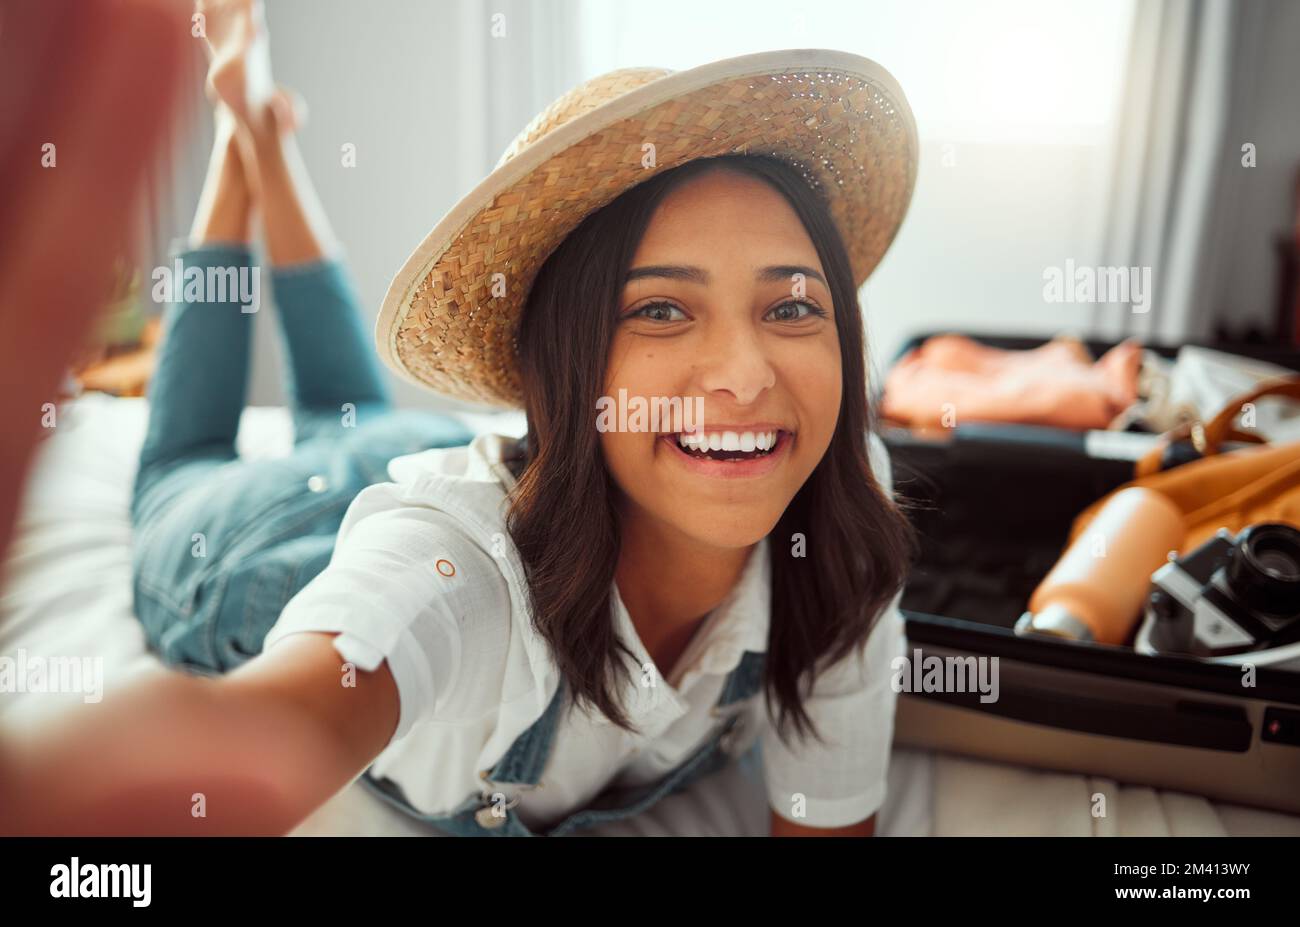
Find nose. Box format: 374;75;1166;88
692;317;776;407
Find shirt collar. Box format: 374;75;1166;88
606;536;770;726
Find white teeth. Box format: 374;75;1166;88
675;430;781;456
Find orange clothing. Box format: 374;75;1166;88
882;333;1142;431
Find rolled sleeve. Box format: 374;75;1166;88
260;482;507;745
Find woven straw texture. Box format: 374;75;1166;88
384;56;917;407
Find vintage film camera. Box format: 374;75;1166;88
1136;523;1300;664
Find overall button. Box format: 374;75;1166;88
307;474;329;493
475;771;526;829
475;806;509;828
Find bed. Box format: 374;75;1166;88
3;393;1297;836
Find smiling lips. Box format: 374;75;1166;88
659;426;794;478
676;428;779;454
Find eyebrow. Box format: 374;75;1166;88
624;263;827;287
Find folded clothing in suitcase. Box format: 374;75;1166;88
881;330;1300;815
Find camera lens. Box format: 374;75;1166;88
1226;523;1300;619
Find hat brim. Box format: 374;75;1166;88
377;48;918;408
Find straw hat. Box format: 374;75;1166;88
375;48;918;408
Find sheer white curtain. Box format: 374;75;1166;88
1095;0;1216;342
1191;0;1299;344
1095;0;1279;345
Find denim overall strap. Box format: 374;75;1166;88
713;648;766;712
359;650;768;836
542;649;767;836
358;677;570;836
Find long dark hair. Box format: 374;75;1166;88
508;153;917;750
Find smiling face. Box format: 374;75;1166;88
599;167;843;550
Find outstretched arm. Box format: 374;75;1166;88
5;632;398;836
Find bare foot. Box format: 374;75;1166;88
269;85;307;135
197;0;276;136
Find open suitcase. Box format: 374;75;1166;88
881;331;1300;815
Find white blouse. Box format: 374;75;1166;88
261;430;906;830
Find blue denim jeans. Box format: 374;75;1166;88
130;244;472;675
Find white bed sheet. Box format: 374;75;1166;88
1;393;1296;837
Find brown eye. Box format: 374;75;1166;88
766;300;826;322
630;301;687;322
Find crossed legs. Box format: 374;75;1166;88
135;0;391;516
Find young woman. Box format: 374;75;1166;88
10;1;919;837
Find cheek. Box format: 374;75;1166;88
603;334;678;398
599;430;660;505
783;336;843;430
600;337;672;495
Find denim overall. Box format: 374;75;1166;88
129;245;473;675
360;651;767;836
